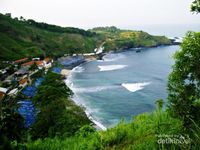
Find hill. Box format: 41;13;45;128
90;26;172;51
0;13;98;60
0;14;172;61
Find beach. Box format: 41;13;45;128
61;55;107;130
62;45;178;128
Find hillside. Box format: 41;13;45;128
90;26;172;51
25;109;184;149
0;14;172;61
0;13;98;60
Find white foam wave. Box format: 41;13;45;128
98;65;127;72
122;82;151;92
64;65;107;130
73;66;84;73
102;54;125;62
85;111;107;131
69;94;107;130
72;85;117;93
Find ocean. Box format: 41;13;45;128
65;45;178;128
65;24;200;129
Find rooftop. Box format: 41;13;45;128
15;58;28;63
19;78;28;85
0;87;8;93
44;58;51;63
22;61;35;66
0;91;5;101
36;61;44;66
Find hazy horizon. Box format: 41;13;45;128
0;0;200;29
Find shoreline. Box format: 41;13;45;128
61;44;178;131
63;60;107;131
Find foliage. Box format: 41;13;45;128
0;13;98;60
0;106;25;144
31;72;91;139
191;0;200;13
26;109;186;150
168;32;200;148
29;62;38;71
90;27;172;51
0;14;172;61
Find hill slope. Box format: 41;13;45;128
0;14;172;61
0;14;98;60
90;26;172;51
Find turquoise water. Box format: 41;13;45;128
68;45;179;128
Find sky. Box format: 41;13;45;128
0;0;200;29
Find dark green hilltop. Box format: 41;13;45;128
0;13;172;61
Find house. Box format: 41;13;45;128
0;87;8;94
43;58;53;69
32;58;40;61
15;58;28;63
35;61;44;69
0;87;8;101
14;67;29;76
19;78;28;87
21;61;35;67
0;91;5;101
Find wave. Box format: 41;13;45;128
98;65;127;72
72;85;117;93
64;66;107;130
85;111;107;131
102;53;125;62
121;82;151;92
72;66;84;73
70;93;107;130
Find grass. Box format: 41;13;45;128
24;108;191;150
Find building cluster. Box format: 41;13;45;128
0;57;53;101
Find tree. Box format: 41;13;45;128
0;106;25;142
29;62;38;71
168;32;200;128
5;13;11;18
191;0;200;13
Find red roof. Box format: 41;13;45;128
44;58;51;63
15;58;28;63
19;78;28;85
36;61;44;66
21;61;35;66
0;92;5;101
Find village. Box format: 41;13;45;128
0;45;105;103
0;45;104;127
0;55;88;126
0;57;55;101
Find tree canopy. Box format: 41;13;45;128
191;0;200;13
168;32;200;129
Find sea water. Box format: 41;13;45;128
67;45;179;128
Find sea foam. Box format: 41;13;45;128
121;82;151;92
72;85;117;93
73;66;84;73
102;54;125;62
98;65;127;72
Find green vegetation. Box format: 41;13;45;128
1;1;200;149
90;26;172;51
22;28;199;150
168;32;200;146
25;106;187;150
191;0;200;13
0;14;172;61
0;13;98;60
31;72;91;139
